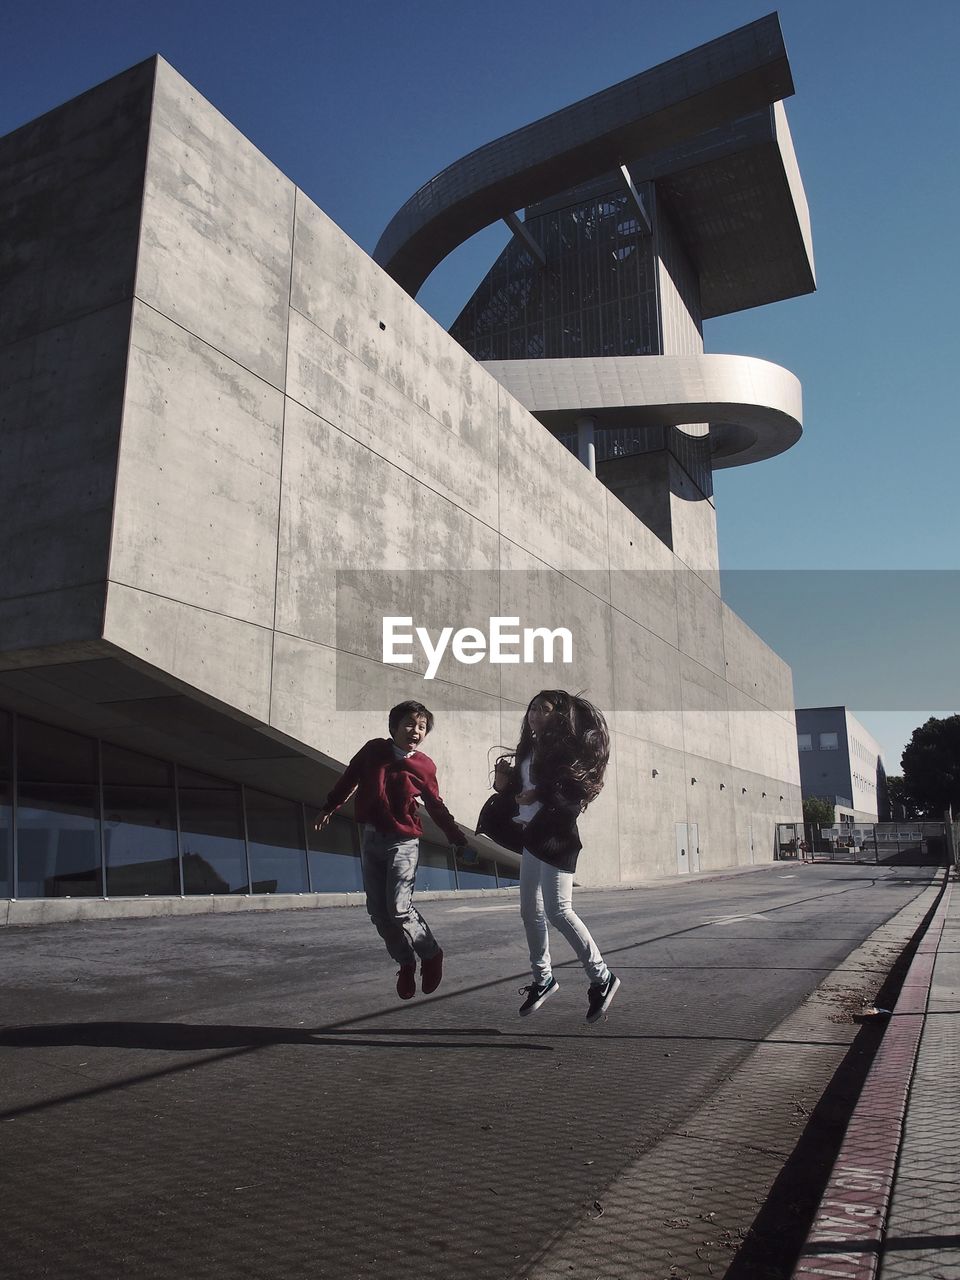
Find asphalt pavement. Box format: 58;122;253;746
0;863;943;1280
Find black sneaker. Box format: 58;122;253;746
586;972;620;1024
518;976;559;1017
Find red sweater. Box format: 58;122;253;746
321;739;467;845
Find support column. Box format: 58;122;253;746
576;415;597;475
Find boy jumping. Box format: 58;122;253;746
314;701;468;999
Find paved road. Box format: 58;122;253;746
0;864;939;1279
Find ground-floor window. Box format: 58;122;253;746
1;709;505;898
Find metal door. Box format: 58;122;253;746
689;823;701;873
675;823;689;874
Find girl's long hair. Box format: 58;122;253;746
514;690;610;806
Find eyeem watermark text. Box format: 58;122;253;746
383;616;574;680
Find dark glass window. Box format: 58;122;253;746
307;811;361;892
17;718;100;898
450;185;659;363
102;743;178;896
246;789;308;894
454;848;499;890
0;710;11;897
416;838;457;891
179;767;248;894
495;861;521;888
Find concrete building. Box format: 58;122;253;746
796;708;889;825
376;12;812;577
0;15;812;920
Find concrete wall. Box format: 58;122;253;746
0;62;156;661
0;58;802;886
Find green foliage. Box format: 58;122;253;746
901;715;960;818
886;775;922;821
802;795;835;828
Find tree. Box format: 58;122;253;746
901;716;960;818
886;775;922;821
803;795;835;828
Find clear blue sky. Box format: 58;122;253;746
3;0;957;771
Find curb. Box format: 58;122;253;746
790;872;952;1279
0;858;781;928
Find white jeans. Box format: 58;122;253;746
519;849;609;986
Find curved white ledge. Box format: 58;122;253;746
480;354;802;468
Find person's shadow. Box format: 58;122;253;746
0;1021;552;1052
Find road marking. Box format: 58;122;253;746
447;904;518;914
702;913;771;926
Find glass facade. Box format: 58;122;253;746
308;813;362;892
416;837;459;891
246;788;309;894
454;848;501;890
556;423;713;499
0;710;509;898
17;718;100;898
0;710;11;898
450;176;714;505
450;185;660;362
102;743;179;896
179;767;248;894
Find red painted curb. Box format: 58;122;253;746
791;878;951;1279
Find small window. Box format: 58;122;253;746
819;732;839;751
797;733;812;752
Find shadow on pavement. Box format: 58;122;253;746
0;1020;555;1056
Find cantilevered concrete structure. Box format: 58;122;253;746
0;17;809;917
374;14;813;312
378;12;814;570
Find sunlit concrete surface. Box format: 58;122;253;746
0;56;805;890
0;865;939;1279
481;354;803;468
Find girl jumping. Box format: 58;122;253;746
478;690;620;1023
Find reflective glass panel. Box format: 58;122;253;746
454;847;499;890
179;767;248;894
17;718;100;898
102;743;178;896
416;838;457;891
494;860;521;888
246;789;308;894
307;811;361;892
0;710;11;897
450;186;659;362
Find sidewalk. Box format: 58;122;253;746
880;874;960;1278
794;870;959;1279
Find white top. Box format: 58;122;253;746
516;754;543;826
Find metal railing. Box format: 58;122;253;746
777;821;950;866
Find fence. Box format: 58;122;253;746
776;821;949;866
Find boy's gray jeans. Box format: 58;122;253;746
360;827;440;966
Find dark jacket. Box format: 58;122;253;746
476;756;586;874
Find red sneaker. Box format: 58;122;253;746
420;948;444;995
396;963;416;1000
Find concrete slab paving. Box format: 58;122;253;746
878;884;960;1280
0;865;944;1280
